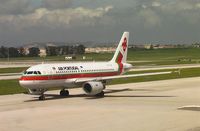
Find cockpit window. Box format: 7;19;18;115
27;71;33;74
24;71;42;75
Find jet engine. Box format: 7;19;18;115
83;81;104;95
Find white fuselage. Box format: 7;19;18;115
19;61;128;90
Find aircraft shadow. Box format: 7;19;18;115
24;88;175;102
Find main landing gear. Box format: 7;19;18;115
60;89;69;97
38;89;69;101
39;94;45;100
95;91;104;97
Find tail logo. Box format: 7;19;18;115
122;37;127;52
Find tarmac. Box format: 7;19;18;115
0;77;200;131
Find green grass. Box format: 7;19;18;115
0;67;28;74
126;69;177;74
110;67;200;85
1;48;200;66
0;80;26;95
69;48;200;62
0;53;112;62
127;48;200;61
130;60;197;66
127;48;200;66
1;67;200;95
85;48;200;65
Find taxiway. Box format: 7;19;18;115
0;77;200;131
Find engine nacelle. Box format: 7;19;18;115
83;81;104;95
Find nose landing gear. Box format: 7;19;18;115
38;89;47;100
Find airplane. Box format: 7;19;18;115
19;32;171;100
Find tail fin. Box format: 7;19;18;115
111;32;129;64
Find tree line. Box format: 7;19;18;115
46;45;85;56
0;45;85;58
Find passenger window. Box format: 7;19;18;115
34;71;37;74
37;71;41;74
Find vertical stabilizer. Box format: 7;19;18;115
111;32;129;64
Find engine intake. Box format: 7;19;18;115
83;81;104;95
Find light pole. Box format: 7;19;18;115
7;47;9;62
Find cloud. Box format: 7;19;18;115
0;0;35;15
132;0;200;27
0;6;113;30
41;0;72;10
137;8;161;28
1;0;200;45
152;1;161;7
196;3;200;8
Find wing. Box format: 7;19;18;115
74;71;172;83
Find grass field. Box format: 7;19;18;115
1;67;200;95
0;80;26;95
1;48;200;62
128;48;200;61
0;48;200;74
0;67;28;74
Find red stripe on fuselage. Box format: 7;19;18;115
20;71;119;81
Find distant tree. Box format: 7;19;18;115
0;46;7;58
45;45;85;56
62;46;69;55
73;45;78;54
68;46;74;54
8;47;19;57
46;46;57;56
28;47;40;57
77;44;85;54
57;47;62;56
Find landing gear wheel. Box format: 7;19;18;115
39;94;45;100
60;89;69;96
95;91;104;97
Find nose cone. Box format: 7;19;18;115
19;79;27;88
19;77;34;89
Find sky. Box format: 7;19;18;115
1;0;200;46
